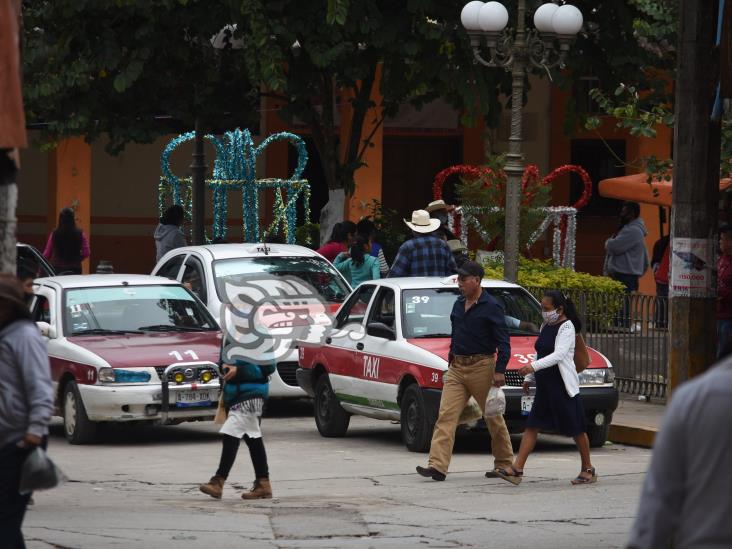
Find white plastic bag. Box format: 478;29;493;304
19;447;67;495
484;387;506;417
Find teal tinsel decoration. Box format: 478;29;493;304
159;128;310;244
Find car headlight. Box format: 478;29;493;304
98;368;115;382
578;368;614;385
98;368;151;383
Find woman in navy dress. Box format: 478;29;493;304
496;291;596;485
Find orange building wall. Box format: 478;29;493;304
47;138;92;273
549;87;672;295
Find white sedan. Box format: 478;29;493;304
152;243;352;398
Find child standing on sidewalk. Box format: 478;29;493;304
199;349;276;500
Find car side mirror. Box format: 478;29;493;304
367;322;395;340
36;321;57;339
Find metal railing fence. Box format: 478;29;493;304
526;287;668;398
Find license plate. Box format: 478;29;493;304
520;395;534;415
176;390;212;407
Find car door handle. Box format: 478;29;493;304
325;337;332;344
356;343;364;350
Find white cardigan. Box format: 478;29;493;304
526;320;580;397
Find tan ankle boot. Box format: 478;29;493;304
199;475;225;499
241;478;272;500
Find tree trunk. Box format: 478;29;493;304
0;168;18;273
668;0;721;392
319;188;346;246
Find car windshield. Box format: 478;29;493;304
64;285;217;336
212;256;350;303
401;287;543;338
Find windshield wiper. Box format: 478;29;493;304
138;324;210;332
72;328;143;336
411;333;452;339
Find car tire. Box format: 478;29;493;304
314;375;350;437
400;384;434;453
587;418;610;448
62;381;97;444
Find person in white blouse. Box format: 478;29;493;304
495;290;596;486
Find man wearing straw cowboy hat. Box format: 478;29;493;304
425;199;457;241
388;210;457;278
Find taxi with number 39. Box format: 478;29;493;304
31;275;223;444
297;277;619;452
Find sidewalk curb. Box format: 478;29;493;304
609;424;657;449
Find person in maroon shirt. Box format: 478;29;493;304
316;221;356;262
717;225;732;358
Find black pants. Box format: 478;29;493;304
0;443;33;549
654;283;668;328
611;272;639;328
216;434;269;480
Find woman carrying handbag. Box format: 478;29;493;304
495;290;596;486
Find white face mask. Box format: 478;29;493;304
542;309;560;324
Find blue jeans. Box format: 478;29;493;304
718;319;732;359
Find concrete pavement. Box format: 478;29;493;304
24;401;649;549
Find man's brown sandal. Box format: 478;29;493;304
494;467;523;485
571;467;597;485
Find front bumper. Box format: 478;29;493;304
79;382;220;423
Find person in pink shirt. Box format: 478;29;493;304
42;208;90;275
316;221;356;262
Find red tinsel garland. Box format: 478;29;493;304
432;162;593;249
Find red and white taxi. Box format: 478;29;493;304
297;277;619;452
31;275;223;444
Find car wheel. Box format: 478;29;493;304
314;375;350;437
62;381;97;444
400;384;434;453
587;417;610;448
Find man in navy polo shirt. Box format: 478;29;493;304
416;261;514;481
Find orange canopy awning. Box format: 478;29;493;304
598;173;732;207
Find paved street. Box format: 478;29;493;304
26;401;647;549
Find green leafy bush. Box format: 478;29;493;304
295;222;320;249
366;200;409;264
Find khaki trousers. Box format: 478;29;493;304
428;355;514;474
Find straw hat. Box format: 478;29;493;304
426;199;449;213
447;239;467;253
404;210;441;233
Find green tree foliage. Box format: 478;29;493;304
23;0;259;153
228;0;507;194
584;0;732;179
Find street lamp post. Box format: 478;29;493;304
460;1;583;282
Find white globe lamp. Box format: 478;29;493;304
552;4;583;36
460;1;485;31
533;3;559;33
478;1;509;33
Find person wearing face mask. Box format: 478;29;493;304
495;290;595;486
426;200;457;241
